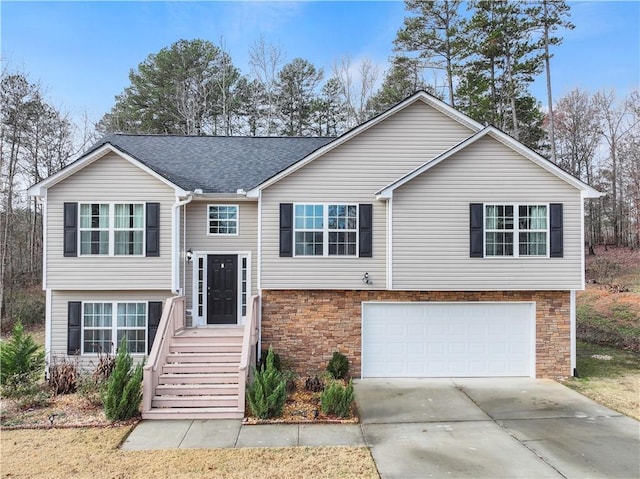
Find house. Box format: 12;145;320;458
28;91;601;419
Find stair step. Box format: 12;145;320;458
155;383;239;396
142;407;244;420
162;362;239;374
159;372;239;385
165;352;241;363
169;343;242;353
152;395;239;408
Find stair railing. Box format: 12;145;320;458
238;294;260;415
142;295;186;414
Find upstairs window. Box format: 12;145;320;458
294;204;358;256
208;205;238;235
79;203;145;256
485;204;547;257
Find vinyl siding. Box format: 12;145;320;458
46;153;176;290
183;201;258;310
50;290;172;369
392;135;584;290
261;100;475;289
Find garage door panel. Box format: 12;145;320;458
362;302;534;378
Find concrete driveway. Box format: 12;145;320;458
354;378;640;479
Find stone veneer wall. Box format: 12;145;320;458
260;290;571;379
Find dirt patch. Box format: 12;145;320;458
1;427;378;479
564;374;640;421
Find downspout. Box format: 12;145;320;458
172;193;194;295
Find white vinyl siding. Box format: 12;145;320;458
392;135;583;290
184;201;258;317
261;100;475;289
46;153;175;290
49;290;171;370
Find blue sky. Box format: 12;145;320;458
2;1;639;125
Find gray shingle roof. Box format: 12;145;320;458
89;134;335;193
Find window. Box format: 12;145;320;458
294;204;358;256
114;204;144;255
82;302;147;354
485;204;547;257
208;205;238;235
79;203;145;256
80;203;109;255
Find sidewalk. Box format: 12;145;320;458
121;419;366;450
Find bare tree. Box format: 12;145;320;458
249;36;285;135
331;56;379;128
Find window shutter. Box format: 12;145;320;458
63;202;78;257
67;301;81;355
359;203;373;258
279;203;293;257
470;203;484;258
146;202;160;257
147;301;163;354
550;203;563;258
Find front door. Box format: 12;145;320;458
207;255;238;324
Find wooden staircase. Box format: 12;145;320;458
143;326;245;419
142;295;260;420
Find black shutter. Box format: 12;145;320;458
147;301;163;354
63;202;78;257
146;202;160;257
67;301;81;355
470;203;484;258
550;203;563;258
279;203;293;257
359;204;373;258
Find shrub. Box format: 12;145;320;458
92;350;116;384
77;375;104;408
304;375;325;392
102;339;143;421
48;356;79;395
320;380;354;418
247;346;287;419
258;348;281;372
0;322;45;398
326;351;349;379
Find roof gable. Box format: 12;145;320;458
246;90;484;197
27;143;189;198
375;126;602;199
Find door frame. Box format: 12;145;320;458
190;250;251;327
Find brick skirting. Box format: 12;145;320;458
260;290;571;379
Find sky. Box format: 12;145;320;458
1;1;639;126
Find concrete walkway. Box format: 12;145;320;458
122;378;640;479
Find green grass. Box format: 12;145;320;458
576;302;640;352
574;341;640;378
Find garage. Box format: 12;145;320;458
361;302;535;378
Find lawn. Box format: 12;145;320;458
562;341;640;420
1;426;379;479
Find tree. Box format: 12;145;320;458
456;0;545;143
331;56;379;128
275;58;323;136
530;0;574;163
249;37;285;136
394;0;464;107
99;39;243;135
368;56;433;115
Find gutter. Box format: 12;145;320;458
172;192;194;294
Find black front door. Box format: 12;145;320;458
207;255;238;324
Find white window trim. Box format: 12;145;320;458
190;251;251;327
80;301;148;355
484;203;549;258
207;204;239;236
293;203;359;257
78;202;146;257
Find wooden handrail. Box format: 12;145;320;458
142;296;186;414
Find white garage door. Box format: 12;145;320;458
362;302;535;378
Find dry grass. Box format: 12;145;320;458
1;427;379;479
565;374;640;420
